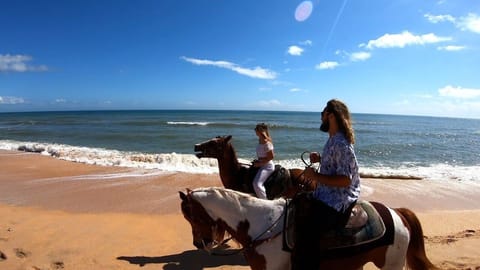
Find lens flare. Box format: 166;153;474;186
295;1;313;22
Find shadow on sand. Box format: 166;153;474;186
117;249;248;269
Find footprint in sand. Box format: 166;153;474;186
52;261;65;269
14;248;31;258
426;229;480;245
0;250;7;260
439;260;480;270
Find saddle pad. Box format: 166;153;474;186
321;200;386;250
282;200;390;254
265;165;291;199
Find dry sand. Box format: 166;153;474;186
1;150;480;270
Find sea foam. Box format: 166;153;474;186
1;139;479;182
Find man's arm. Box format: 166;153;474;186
304;167;351;187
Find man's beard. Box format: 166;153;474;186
320;121;329;132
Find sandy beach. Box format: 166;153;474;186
1;150;480;270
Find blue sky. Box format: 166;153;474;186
1;0;479;118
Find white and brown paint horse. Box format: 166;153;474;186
194;135;315;198
180;187;437;270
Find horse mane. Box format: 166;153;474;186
191;187;256;207
224;138;241;169
190;187;284;217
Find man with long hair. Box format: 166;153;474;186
291;99;361;269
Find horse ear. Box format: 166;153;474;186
225;135;232;142
179;191;188;201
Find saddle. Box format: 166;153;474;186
264;165;291;199
283;199;395;258
247;165;291;199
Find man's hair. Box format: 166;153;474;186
326;99;355;144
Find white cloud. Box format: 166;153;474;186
0;54;48;72
424;13;455;23
457;13;480;34
181;56;276;80
0;96;25;104
257;99;281;107
438;85;480;99
315;61;339;70
425;13;480;34
290;88;302;92
364;31;452;49
437;45;466;51
300;40;313;46
350;51;371;62
288;45;304;56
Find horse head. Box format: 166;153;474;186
179;189;225;250
180;187;293;270
194;135;232;159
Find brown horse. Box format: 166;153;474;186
194;135;315;199
180;187;438;270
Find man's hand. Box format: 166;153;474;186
309;152;321;163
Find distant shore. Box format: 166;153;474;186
1;150;480;269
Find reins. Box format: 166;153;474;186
301;150;313;167
293;151;318;191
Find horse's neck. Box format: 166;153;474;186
217;145;241;189
203;191;285;243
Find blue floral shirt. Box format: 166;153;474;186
312;132;361;212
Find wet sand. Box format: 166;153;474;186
1;150;480;269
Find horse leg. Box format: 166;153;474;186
379;209;410;270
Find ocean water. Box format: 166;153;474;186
1;110;479;182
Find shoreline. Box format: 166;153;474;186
1;150;480;269
2;150;479;214
2;139;479;182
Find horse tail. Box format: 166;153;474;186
395;208;438;270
